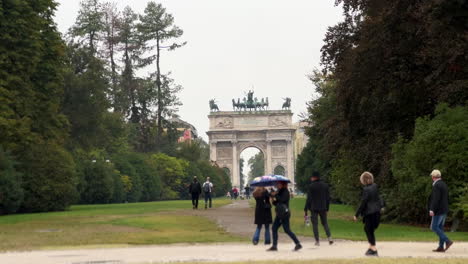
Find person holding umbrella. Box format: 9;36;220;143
250;175;302;251
252;186;272;245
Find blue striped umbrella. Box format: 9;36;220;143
250;175;291;187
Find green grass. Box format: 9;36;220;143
0;199;243;251
289;197;468;241
166;260;468;264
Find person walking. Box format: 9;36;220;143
304;171;333;246
252;187;272;245
245;185;251;200
232;187;239;200
428;169;453;252
189;176;202;209
268;181;302;252
353;171;384;257
202;177;214;209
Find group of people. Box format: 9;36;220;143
188;176;214;209
227;185;251;200
252;169;454;256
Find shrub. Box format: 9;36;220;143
389;104;468;223
0;147;24;214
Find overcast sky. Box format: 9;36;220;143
54;0;343;176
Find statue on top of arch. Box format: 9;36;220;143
232;90;269;111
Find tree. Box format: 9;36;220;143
70;0;105;55
248;153;264;182
102;1;120;105
149;153;188;200
0;148;24;214
389;104;468;223
0;0;77;213
138;1;185;146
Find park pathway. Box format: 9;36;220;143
0;200;467;264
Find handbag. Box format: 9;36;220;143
276;203;290;219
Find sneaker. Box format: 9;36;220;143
267;246;277;251
294;244;303;251
328;237;334;245
252;240;259;245
445;241;453;251
314;241;320;246
433;247;445;253
365;249;378;256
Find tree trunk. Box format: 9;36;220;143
156;32;162;148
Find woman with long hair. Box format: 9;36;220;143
354;171;383;256
268;182;302;251
252;187;272;245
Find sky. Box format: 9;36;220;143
54;0;344;176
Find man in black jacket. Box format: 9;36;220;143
189;176;202;209
428;170;453;252
304;171;333;246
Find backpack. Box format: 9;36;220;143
203;182;211;193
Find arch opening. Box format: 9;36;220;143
239;147;265;188
274;165;285;176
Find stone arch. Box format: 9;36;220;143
207;110;296;188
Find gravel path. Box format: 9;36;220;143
0;200;467;264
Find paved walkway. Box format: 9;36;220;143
0;200;467;264
1;242;467;264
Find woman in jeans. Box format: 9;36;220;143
268;182;302;251
252;187;272;245
354;171;383;256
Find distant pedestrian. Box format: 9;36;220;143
252;187;272;245
304;171;333;246
354;171;384;257
268;181;302;252
203;177;214;209
226;191;231;199
245;185;251;199
189;176;202;209
428;169;453;252
232;187;239;200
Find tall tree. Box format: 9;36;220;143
138;1;185;146
0;0;77;212
102;1;120;106
70;0;105;55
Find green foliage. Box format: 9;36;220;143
0;147;24;214
79;159;115;204
248;152;264;181
20;142;78;212
389;104;468;223
149;153;189;200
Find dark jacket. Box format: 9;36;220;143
428;180;449;215
254;190;273;225
304;179;330;212
189;181;202;194
273;188;290;210
355;183;382;217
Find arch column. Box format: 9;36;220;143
231;140;239;187
266;140;272;175
286;139;295;186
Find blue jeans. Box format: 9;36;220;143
272;216;300;246
204;192;212;208
253;224;271;244
431;214;449;248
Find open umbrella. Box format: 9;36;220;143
250;175;291;187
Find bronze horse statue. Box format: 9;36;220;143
282;97;291;110
209;99;220;112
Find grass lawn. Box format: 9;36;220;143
288;197;468;241
0;199;243;251
170;260;468;264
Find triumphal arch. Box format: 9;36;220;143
207;92;296;187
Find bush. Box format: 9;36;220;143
389;104;468;223
328;151;364;206
0;147;24;214
79;159;115;204
20;142;78;212
149;153;189;200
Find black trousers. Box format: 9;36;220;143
272;216;300;247
310;210;331;241
363;212;380;246
191;193;199;208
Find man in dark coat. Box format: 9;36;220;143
189;176;202;209
304;171;333;246
428;169;453;252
